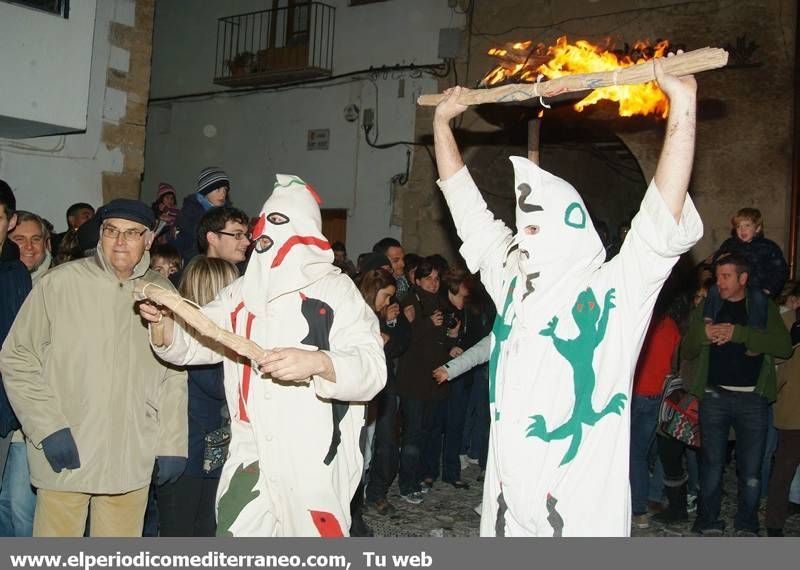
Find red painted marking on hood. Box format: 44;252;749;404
305;183;323;205
251;213;266;238
271;236;331;268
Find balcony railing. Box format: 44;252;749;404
214;2;335;87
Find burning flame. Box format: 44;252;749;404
482;36;671;118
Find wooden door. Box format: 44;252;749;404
321;209;347;245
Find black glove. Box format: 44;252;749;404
156;456;187;486
41;428;81;473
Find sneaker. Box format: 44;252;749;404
420;479;434;494
466;456;479;465
632;513;650;529
734;529;758;537
367;498;396;516
687;493;698;513
699;528;724;537
459;454;470;471
400;491;424;505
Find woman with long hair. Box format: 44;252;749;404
395;257;457;504
157;256;239;536
350;265;403;534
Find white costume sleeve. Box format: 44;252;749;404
152;294;230;367
443;334;491;380
612;179;703;329
313;278;387;402
438;166;514;307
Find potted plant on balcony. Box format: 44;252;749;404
227;51;255;77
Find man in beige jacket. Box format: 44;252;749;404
0;199;188;537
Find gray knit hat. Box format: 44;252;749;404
197;167;230;196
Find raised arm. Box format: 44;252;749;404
653;55;698;222
433;86;468;181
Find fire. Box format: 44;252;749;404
481;36;671;118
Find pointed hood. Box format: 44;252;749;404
242;174;336;316
509;156;605;325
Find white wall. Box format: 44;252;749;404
144;0;463;257
0;0;97;137
0;0;134;232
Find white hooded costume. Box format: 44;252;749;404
438;158;702;536
154;174;386;536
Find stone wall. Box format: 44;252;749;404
400;0;796;269
101;0;155;202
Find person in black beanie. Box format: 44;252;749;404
173;167;230;264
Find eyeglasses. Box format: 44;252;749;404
101;224;147;241
215;230;251;241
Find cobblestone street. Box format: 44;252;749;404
363;462;800;537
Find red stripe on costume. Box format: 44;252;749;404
271;236;331;268
305;183;323;205
251;213;266;239
237;311;257;423
309;510;344;537
230;302;245;329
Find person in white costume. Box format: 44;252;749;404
139;174;386;537
432;57;703;536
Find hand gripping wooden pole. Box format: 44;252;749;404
417;47;728;107
134;282;267;362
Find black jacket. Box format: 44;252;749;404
0;240;32;436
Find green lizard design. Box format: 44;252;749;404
216;461;261;537
489;277;516;421
526;287;627;466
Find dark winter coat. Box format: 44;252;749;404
173;194;207;264
395;288;454;401
186;364;226;478
380;311;411;394
0;240;31;437
713;235;789;297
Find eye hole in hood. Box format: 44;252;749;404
267;212;289;225
255;235;274;253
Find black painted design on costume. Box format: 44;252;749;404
522;271;540;302
546;493;564;537
517;183;544;214
495;491;508;537
298;295;347;466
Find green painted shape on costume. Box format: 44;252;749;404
564;202;587;229
489;277;516;421
526;287;627;466
274;175;305;189
216;461;261;537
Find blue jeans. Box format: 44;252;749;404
760;404;778;499
398;397;437;495
0;442;36;536
630;395;661;515
365;389;399;503
442;372;471;482
141;478;159;537
461;364;489;469
696;389;768;533
791;466;800;504
423;400;450;482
